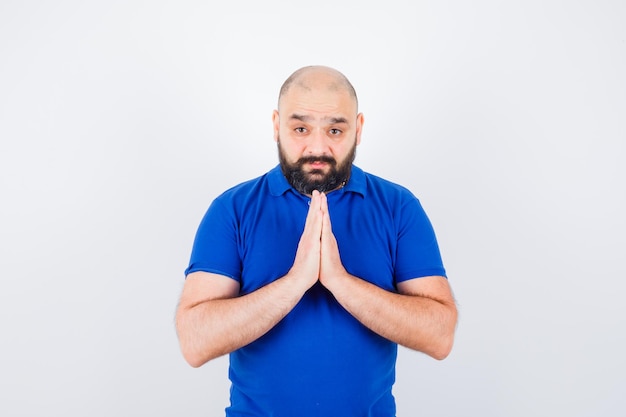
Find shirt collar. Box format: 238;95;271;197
268;164;366;197
343;165;366;197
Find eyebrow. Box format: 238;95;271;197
289;114;349;124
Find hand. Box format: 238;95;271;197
319;192;348;288
288;190;323;290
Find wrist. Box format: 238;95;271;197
320;269;352;294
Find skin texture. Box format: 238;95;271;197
176;66;458;368
273;66;363;194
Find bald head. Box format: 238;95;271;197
278;66;358;111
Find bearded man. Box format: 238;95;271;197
176;65;457;417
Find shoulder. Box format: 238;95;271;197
208;166;290;221
214;168;276;205
359;167;419;204
353;168;430;229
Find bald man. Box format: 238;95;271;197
176;66;457;417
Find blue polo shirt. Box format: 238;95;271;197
186;165;446;417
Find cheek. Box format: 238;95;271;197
331;143;351;158
279;141;305;161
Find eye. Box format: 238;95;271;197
295;127;307;134
329;128;342;135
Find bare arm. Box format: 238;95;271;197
175;190;325;367
321;274;457;359
176;271;312;367
318;193;457;360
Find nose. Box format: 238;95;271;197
305;128;330;155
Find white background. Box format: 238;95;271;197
1;1;624;416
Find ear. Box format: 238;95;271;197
355;113;364;146
272;110;280;143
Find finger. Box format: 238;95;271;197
303;190;320;224
320;191;328;215
303;190;323;236
320;192;331;230
310;190;322;212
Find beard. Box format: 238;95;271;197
277;138;357;195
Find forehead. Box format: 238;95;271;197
279;84;357;121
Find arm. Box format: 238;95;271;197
176;271;311;367
175;190;325;368
321;274;457;360
318;193;457;360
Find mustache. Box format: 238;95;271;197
297;155;336;166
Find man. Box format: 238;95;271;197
176;65;457;416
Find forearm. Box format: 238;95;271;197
324;274;457;360
176;275;309;367
178;192;325;367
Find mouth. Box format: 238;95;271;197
307;160;329;169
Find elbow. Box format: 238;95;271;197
427;307;458;361
178;338;204;368
184;353;208;369
179;340;218;368
176;311;214;367
177;324;226;367
406;325;456;360
180;345;205;368
176;319;218;368
429;333;455;360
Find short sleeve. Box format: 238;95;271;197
184;197;242;281
394;196;447;282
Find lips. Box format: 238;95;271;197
307;161;328;168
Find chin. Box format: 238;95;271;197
306;173;327;183
306;168;327;175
